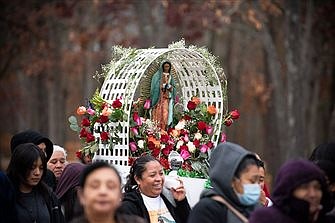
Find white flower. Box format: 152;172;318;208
175;119;186;130
138;140;144;149
161;144;166;149
194;132;202;140
176;140;184;149
187;141;196;153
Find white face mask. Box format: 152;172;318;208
236;183;261;206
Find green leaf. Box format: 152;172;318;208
68;116;80;131
68;115;78;125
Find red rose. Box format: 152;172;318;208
193;139;200;147
224;119;233;126
151;148;160;157
100;131;109;142
182;162;193;171
86;133;95;143
79;128;87;138
147;141;156;150
180;145;188;151
81;118;90;127
162;147;170;156
128;157;137;166
180;129;188;135
112;99;122;109
197;121;207;131
99;115;109;123
75;150;82;159
187;101;197;110
160;134;169;143
183;115;192;121
159;157;170;170
230;109;240;119
207;141;214;149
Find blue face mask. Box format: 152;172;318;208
237;183;261;206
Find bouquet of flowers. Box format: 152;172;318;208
69;90;125;158
129;96;240;178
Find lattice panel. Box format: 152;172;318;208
95;48;226;170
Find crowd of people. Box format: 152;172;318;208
0;129;334;223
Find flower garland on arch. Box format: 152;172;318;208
69;90;125;158
128;96;239;178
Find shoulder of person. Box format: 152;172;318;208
188;197;228;221
122;190;142;202
249;206;279;223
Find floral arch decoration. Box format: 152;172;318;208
70;40;239;179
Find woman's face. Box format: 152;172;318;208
232;164;260;194
293;180;322;215
25;157;43;188
163;63;170;72
136;160;164;197
79;167;121;215
47;151;66;179
258;167;265;190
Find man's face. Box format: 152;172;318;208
37;142;47;158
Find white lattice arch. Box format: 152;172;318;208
93;48;227;175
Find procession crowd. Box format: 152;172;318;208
0;129;334;223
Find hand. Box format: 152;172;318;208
163;73;169;83
170;179;186;201
259;189;268;206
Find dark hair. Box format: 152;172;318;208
79;161;121;188
234;155;260;179
7;143;47;189
124;156;158;193
256;159;265;168
162;61;171;73
309;142;335;162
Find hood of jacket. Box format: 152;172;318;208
10;130;54;161
207;142;257;207
272;159;333;219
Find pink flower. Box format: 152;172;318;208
133;112;142;126
180;150;191;160
183;134;189;143
175;95;179;104
129;142;137;152
144;99;151;109
130;127;139;136
200;144;209;153
220;132;227;143
206;125;213;135
87;108;95;115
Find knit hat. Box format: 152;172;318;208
10;130;53;161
